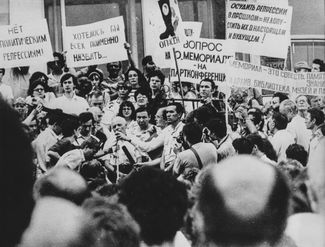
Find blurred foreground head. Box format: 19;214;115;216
194;155;290;246
20;197;95;247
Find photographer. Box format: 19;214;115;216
173;122;218;177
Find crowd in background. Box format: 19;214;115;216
1;46;325;247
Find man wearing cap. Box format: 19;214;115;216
0;68;14;105
193;155;291;247
294;61;311;73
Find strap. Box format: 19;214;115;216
190;147;203;169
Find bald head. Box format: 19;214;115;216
20;197;95;247
111;116;127;133
33;167;90;205
196;155;290;246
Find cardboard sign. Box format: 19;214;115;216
170;38;235;84
226;1;292;58
0;19;53;68
226;60;325;96
63;16;128;67
142;0;185;68
182;22;202;38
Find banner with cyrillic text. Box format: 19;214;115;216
63;16;128;68
142;0;185;68
0;19;53;68
170;38;235;84
226;1;292;58
225;60;325;96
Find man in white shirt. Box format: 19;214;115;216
50;73;89;115
269;112;295;162
0;68;14;104
280;99;311;151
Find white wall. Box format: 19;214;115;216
9;0;44;23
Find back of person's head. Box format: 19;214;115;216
78;111;94;124
79;160;106;183
272;111;288;130
205;117;227;140
182;122;202;145
61;116;80;137
307;107;325;126
29;71;48;85
147;70;165;84
82;196;140;247
80;136;101;151
47;109;64;126
286;144;308;167
33;167;90;205
118;167;188;245
20;197;96;247
193;105;216;126
0;99;35;247
232;137;254;154
195;155;290;246
134;86;152;100
278;159;305;182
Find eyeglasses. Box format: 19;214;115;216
33;88;44;92
91;76;100;81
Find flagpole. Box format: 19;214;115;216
172;47;185;110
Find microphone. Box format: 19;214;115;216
122;145;136;165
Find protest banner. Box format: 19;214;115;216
225;60;325;97
142;0;185;68
0;19;53;68
63;16;128;68
226;0;292;58
170;38;235;84
182;22;202;38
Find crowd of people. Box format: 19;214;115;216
1;48;325;247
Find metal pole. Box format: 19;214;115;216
60;0;66;52
172;47;185;111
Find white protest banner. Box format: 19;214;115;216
63;16;128;68
170;38;235;84
226;1;292;58
0;19;53;68
182;22;202;38
225;60;325;97
142;0;185;68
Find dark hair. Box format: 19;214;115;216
119;167;188;245
312;58;325;71
273;92;288;103
0;67;5;75
0;99;35;247
147;70;165;84
27;78;51;96
167;102;184;115
247;134;277;162
135;106;149;116
80;136;101;151
142;55;154;66
53;52;65;65
307;107;325;126
206;117;227;140
200;78;215;89
272;112;288;130
248;108;264;130
76;76;92;97
125;67;148;88
61;116;80;137
78;112;94;125
183;122;203;145
60;73;77;86
79;160;106;182
193;105;216;126
106;61;122;71
286;144;308;167
198;167;290;246
232;137;254;154
118;101;136;120
134;86;152;100
47;109;64;126
86;69;104;83
29;71;48;86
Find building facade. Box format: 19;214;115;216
1;0;324;70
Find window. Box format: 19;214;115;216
0;0;9;25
